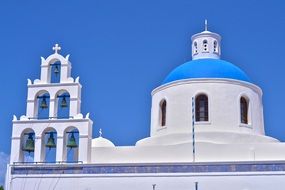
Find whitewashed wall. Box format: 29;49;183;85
150;79;264;140
7;171;285;190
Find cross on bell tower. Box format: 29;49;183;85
52;44;61;54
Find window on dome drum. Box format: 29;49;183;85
240;97;248;124
203;40;208;51
160;100;167;126
194;41;198;53
213;41;218;52
195;94;208;122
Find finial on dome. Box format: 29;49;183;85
204;19;208;31
52;44;61;54
99;128;102;137
191;21;221;60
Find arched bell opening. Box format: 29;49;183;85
49;60;61;83
63;127;79;163
20;128;35;163
55;90;70;119
35;91;50;119
41;127;57;163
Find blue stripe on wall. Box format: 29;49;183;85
11;161;285;175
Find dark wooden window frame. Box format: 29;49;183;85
240;97;248;124
160;100;167;126
195;94;209;122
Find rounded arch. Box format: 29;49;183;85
213;40;218;53
195;93;209;122
203;39;208;52
20;128;35;163
40;53;71;84
55;89;71;119
42;53;66;67
47;58;62;84
44;54;66;84
41;127;57;163
34;90;50;119
193;41;198;54
159;99;167;127
63;126;79;162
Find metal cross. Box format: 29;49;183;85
53;44;61;54
205;19;208;31
99;128;102;137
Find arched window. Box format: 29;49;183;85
240;97;248;124
203;40;208;52
194;41;198;54
160;100;167;126
213;41;218;52
195;94;208;122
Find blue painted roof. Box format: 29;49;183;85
163;59;251;84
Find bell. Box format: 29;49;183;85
23;133;35;153
40;96;48;109
45;133;56;149
66;133;78;149
60;96;68;108
54;65;60;76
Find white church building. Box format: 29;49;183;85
5;22;285;190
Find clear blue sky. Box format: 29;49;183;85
0;0;285;185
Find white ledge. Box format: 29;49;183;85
152;78;262;96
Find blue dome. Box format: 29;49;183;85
163;59;251;84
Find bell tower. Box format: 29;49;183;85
10;44;93;164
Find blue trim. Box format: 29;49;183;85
11;161;285;175
163;59;251;84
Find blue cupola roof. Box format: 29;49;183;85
162;59;251;84
163;23;252;85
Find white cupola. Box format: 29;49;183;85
92;129;115;148
191;20;221;60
